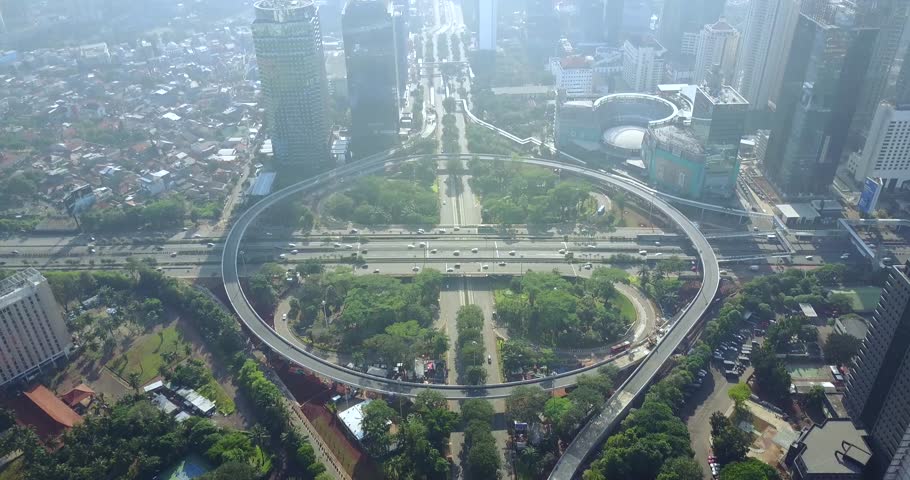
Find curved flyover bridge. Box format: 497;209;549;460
221;154;720;477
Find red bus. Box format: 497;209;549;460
610;341;632;354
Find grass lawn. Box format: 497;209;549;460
0;459;24;480
610;292;637;324
199;379;236;415
831;287;882;313
106;326;190;384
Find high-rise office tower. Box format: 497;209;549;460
393;2;409;96
526;0;559;59
478;0;498;50
604;0;625;44
658;0;726;60
691;78;749;150
0;269;72;387
763;4;877;197
578;0;604;43
733;0;800;111
845;102;910;190
622;35;666;92
342;0;401;158
693;19;739;84
850;0;910;141
845;262;910;477
252;0;331;176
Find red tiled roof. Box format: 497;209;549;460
60;383;95;408
16;385;82;439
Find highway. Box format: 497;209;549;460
220;153;719;402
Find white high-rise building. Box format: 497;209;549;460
846;102;910;190
478;0;497;51
622;35;666;93
733;0;800;110
552;55;594;98
0;269;71;386
694;19;739;84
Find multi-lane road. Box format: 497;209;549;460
220;153;720;480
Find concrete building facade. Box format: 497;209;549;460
553;55;594;98
252;0;331;177
343;0;401;158
733;0;800;111
622;35;666;93
846;262;910;475
0;269;71;387
478;0;497;50
693;19;739;84
763;5;878;197
846;103;910;190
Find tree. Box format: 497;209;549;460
507;386;549;422
198;461;259;480
413;390;458;451
710;413;750;466
823;332;862;365
718;458;780;480
543;397;573;425
751;347;792;405
805;385;826;410
728;383;751;413
362;400;396;457
461;399;495;426
656;457;704;480
613;191;627;219
465;439;501;479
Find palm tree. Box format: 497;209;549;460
638;264;651;286
127;372;141;393
249;425;269;447
614;192;627;220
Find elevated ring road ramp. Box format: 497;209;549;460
221;154;720;476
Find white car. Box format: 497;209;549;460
417;228;425;234
206;242;215;248
805;255;814;260
583;263;592;270
282;313;287;320
408;244;416;249
438;228;447;233
453;226;460;231
170;252;178;257
373;268;381;274
840;253;850;260
509;250;516;256
412;266;420;272
279;253;287;259
471;248;478;253
558;248;566;254
290;249;298;254
430;248;438;254
639;250;648;256
419;242;427;248
288;243;296;248
453;250;460;256
193;233;202;238
498;261;507;266
333;242;342;248
447;267;455;273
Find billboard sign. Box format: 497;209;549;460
857;177;882;215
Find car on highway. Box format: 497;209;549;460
88;247;96;254
350;228;359;234
419;242;427;248
373;268;381;274
412;266;420;272
438;228;447;233
282;313;287;320
278;254;287;259
840;253;850;260
170;252;178;257
207;243;215;248
447;267;454;273
482;264;489;270
487;355;492;364
471;248;478;253
454;263;461;269
453;250;460;256
558;248;566;254
430;248;438;254
288;243;296;248
408;244;416;249
345;244;353;249
290;249;298;254
583;263;592;270
193;233;202;238
417;228;425;234
454;226;460;231
10;250;19;256
498;261;507;266
154;245;165;251
361;249;368;254
639;249;648;255
333;243;342;248
509;250;516;256
805;255;814;260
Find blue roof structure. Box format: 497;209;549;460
247;172;277;196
